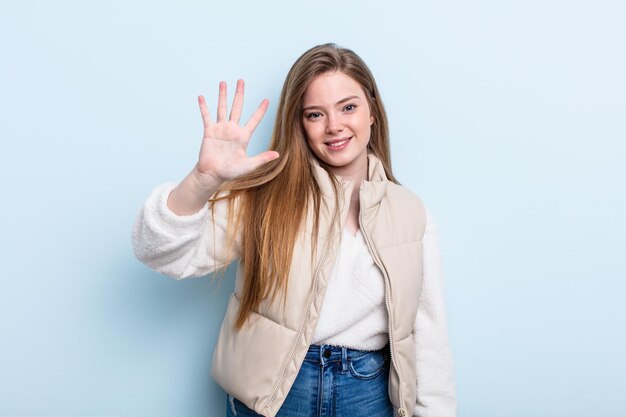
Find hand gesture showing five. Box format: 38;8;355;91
195;79;279;187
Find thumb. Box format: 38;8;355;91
247;151;280;171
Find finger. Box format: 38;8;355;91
229;79;245;123
246;151;280;171
198;95;212;129
216;81;227;122
244;99;269;134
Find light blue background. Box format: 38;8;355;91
1;0;625;416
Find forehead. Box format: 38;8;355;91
302;71;366;104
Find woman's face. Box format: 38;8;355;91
301;71;374;178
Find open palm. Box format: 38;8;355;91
195;79;279;184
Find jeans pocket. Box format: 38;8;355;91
227;394;264;417
348;350;388;380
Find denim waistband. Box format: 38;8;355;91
305;343;389;366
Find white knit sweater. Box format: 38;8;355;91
312;228;388;350
132;182;457;417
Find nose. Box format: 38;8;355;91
325;112;344;134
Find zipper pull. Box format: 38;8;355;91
398;408;407;417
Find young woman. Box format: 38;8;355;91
132;43;456;417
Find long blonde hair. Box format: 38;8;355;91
212;43;397;329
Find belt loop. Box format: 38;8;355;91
318;344;325;365
341;347;348;372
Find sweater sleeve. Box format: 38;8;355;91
131;182;240;279
413;207;457;417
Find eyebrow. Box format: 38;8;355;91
302;95;361;112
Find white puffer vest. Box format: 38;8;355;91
210;154;426;417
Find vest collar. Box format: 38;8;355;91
311;153;389;209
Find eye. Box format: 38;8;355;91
343;103;357;112
305;112;322;120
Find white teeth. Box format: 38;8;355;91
327;138;349;147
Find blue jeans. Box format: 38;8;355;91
226;343;393;417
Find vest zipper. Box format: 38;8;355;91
358;184;407;417
264;221;332;411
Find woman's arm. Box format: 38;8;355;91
131;80;278;279
131;181;238;279
413;208;457;417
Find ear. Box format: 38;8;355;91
370;115;374;125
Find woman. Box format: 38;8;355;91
132;43;456;417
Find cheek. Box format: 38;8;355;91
302;125;318;155
360;114;373;132
303;123;322;144
357;119;372;139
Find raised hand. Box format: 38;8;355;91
194;79;279;187
167;80;279;215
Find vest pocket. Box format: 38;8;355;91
211;293;298;413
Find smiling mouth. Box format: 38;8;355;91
325;137;352;148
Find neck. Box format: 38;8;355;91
331;155;369;188
334;155;368;235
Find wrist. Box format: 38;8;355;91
166;167;222;216
190;164;223;196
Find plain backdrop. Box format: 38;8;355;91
1;0;625;416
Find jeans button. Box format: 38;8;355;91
323;348;331;358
